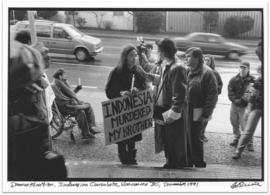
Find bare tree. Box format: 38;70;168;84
89;11;106;28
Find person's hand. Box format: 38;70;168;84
120;90;131;96
141;52;149;63
134;65;147;77
199;116;209;123
76;84;83;90
131;87;139;94
164;116;175;125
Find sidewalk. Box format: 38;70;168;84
53;124;262;179
80;28;259;47
65;160;261;179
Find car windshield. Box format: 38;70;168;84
64;25;83;37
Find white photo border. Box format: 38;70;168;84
1;0;269;193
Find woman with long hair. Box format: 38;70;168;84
105;44;147;165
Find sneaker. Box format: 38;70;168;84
232;152;241;159
247;144;254;152
230;139;239;147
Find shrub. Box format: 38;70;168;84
135;11;164;33
76;17;86;27
224;15;255;37
10;10;27;20
103;20;113;30
36;11;58;20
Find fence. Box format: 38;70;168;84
166;11;262;39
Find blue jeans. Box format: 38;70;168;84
230;103;246;140
236;108;262;153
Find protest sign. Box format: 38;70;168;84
102;89;154;145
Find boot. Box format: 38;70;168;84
230;139;239;147
127;149;138;165
118;152;128;165
247;143;254;152
232;151;241;159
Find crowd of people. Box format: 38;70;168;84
8;28;263;180
105;38;262;168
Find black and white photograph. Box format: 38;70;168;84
1;0;269;193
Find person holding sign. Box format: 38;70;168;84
185;47;218;168
105;44;147;165
137;38;193;169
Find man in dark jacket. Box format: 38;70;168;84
232;41;263;159
228;61;255;150
52;68;99;139
186;47;218;168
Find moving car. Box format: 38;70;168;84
173;32;248;60
12;20;104;61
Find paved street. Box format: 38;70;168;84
46;35;262;179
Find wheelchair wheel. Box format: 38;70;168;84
50;106;65;139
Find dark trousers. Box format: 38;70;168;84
118;141;135;156
191;121;205;166
8;124;67;180
65;102;96;136
117;141;136;163
201;121;208;138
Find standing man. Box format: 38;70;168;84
185;47;218;168
228;61;255;150
232;41;263;159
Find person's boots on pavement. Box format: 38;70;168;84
230;139;239;147
118;142;128;164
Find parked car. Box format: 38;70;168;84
173;32;248;60
12;20;104;61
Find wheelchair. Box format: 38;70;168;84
50;101;77;140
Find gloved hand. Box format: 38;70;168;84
76;85;82;90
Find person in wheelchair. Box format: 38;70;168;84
52;68;99;139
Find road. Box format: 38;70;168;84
46;36;262;137
50;37;259;68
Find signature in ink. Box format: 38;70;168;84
231;182;262;189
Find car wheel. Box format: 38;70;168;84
228;51;240;60
75;48;89;61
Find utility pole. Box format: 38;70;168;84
27;11;37;45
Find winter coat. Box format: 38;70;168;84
152;61;187;113
213;70;223;95
228;73;255;107
187;65;218;119
152;60;192;166
105;66;147;143
244;76;262;110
